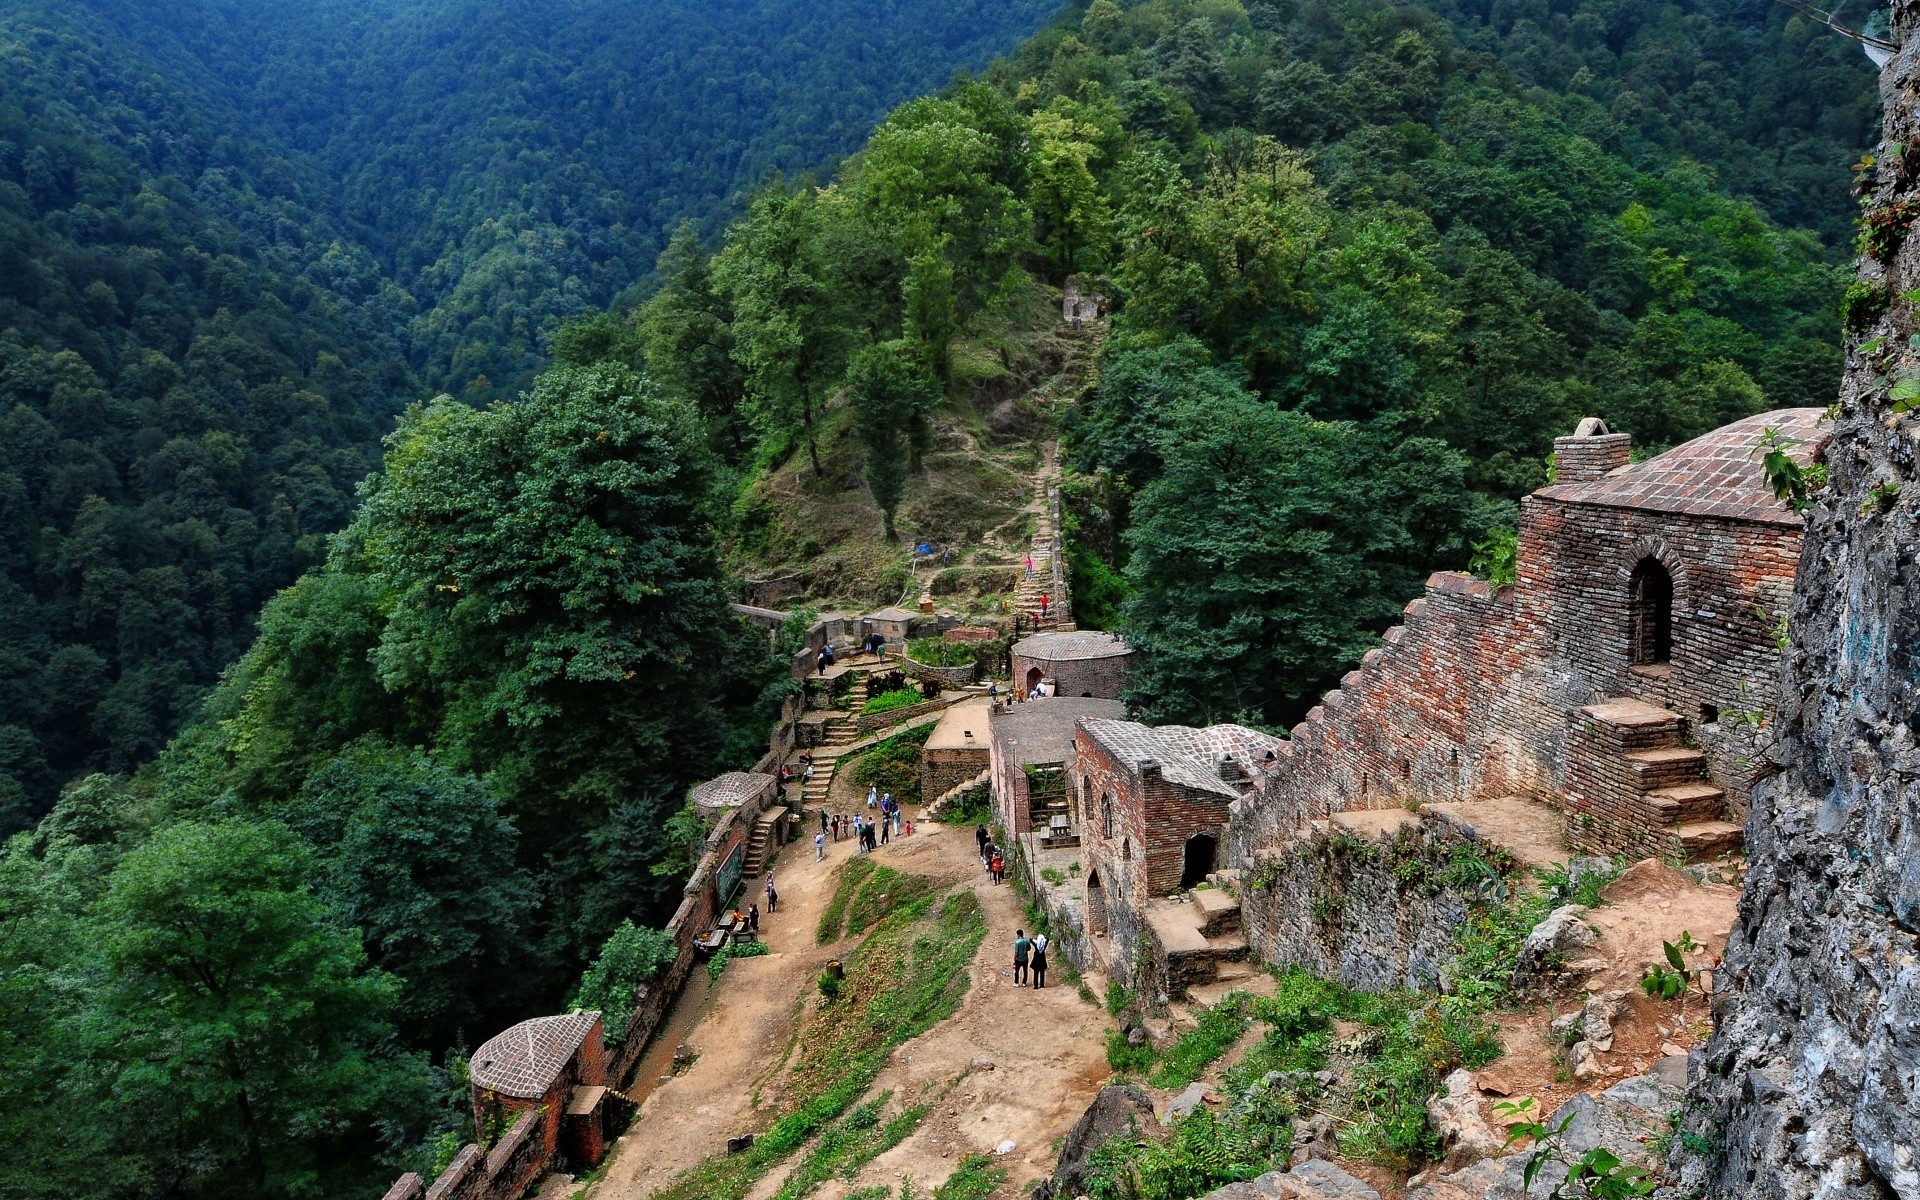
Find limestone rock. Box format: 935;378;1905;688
1290;1112;1337;1163
1427;1069;1504;1170
1511;905;1596;988
1569;1039;1602;1081
1198;1158;1381;1200
1580;989;1631;1052
1160;1082;1215;1126
1031;1085;1161;1200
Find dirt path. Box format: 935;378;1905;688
593;816;1113;1200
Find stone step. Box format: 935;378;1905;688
1624;746;1710;789
1192;886;1243;938
1675;820;1744;862
1647;782;1725;824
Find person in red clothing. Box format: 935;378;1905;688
1038;594;1050;619
990;851;1005;884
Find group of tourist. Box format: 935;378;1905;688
1013;927;1049;988
975;825;1006;884
813;790;906;860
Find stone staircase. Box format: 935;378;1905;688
742;805;788;879
1566;698;1743;863
1146;874;1252;996
1013;477;1073;632
798;716;857;810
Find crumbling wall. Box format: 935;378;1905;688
1227;573;1564;866
1681;11;1920;1196
1240;810;1509;992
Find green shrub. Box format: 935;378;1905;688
1040;866;1067;885
1105;1028;1156;1074
1105;979;1132;1015
571;920;676;1028
906;637;975;668
862;687;924;715
707;939;769;981
1148;994;1251;1089
933;1154;1008;1200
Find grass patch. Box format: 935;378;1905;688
817;860;937;943
1105;1028;1156;1074
1104;980;1131;1015
849;723;936;805
932;1154;1008;1199
648;889;988;1200
906;637;975;668
1040;866;1067;885
846;866;938;938
817;858;877;943
769;1092;928;1200
862;687;924;716
939;789;994;827
1147;993;1251;1090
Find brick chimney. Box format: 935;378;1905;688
1553;417;1632;484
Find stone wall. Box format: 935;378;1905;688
1240;810;1513;992
1073;728;1234;909
1226;573;1562;868
1010;647;1133;700
1681;13;1920;1197
921;744;990;807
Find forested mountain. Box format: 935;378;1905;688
0;0;1065;832
0;1;1883;1198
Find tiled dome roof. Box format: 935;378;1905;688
471;1011;599;1099
1537;409;1828;525
1012;630;1132;662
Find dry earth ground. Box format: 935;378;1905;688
591;815;1114;1200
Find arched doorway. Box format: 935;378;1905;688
1181;834;1217;889
1628;557;1673;666
1086;869;1107;935
1025;666;1044;696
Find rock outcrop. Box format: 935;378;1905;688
1031;1084;1161;1200
1680;7;1920;1197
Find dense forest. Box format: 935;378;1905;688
0;0;1881;1197
0;0;1062;833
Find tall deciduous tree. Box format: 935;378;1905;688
89;820;433;1198
714;185;843;474
846;341;943;540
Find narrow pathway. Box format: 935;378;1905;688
591;817;1113;1200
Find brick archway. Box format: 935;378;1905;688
1086;869;1107;935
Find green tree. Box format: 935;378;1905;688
1119;396;1473;727
88;820;433;1197
846;341;943;540
639;222;748;458
714;186;844;474
1028;99;1112;277
283;738;540;1046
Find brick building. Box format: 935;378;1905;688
986;697;1126;837
1071;718;1281;954
1009;630;1133;700
1059;411;1826;992
469;1011;613;1180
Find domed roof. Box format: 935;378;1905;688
471;1011;599;1099
1537;408;1828;526
1012;630;1132;661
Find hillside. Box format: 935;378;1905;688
0;0;1068;830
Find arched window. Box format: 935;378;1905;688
1102;792;1116;839
1628;557;1673;666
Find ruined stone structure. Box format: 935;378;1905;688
689;770;777;824
1022;411;1827;1001
920;696;993;804
1679;13;1920;1196
1226;410;1822;876
987;696;1125;836
1010;629;1133;700
1071;718;1280;975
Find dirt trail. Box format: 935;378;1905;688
593;817;1113;1200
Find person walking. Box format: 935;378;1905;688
1025;554;1034;578
880;812;891;846
765;875;779;913
1038;594;1050;620
819;808;829;835
1032;932;1049;989
814;830;826;861
1013;929;1032;986
746;903;760;934
990;850;1004;884
975;825;989;859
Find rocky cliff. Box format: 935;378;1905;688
1682;8;1920;1197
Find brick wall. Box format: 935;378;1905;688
1011;648;1133;700
921;745;990;806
